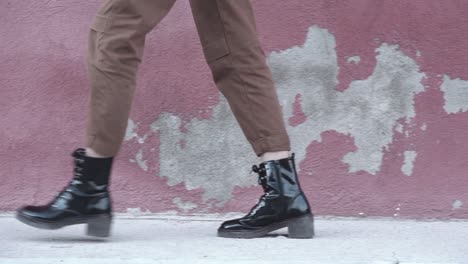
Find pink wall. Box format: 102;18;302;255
1;0;468;219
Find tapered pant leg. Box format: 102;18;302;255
86;0;176;157
189;0;291;157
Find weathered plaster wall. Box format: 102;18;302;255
1;0;468;219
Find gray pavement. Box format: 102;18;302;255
0;213;467;264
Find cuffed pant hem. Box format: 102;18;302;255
86;135;120;157
250;134;291;157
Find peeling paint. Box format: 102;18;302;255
401;151;417;176
269;26;425;174
137;136;147;144
124;118;148;144
404;130;410;138
128;26;426;205
420;123;427;131
453;200;463;210
135;149;148;172
172;197;198;213
124;119;139;141
347;55;361;64
395;123;404;133
126;207;152;217
440;75;468;114
150;97;256;204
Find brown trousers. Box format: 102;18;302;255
86;0;290;157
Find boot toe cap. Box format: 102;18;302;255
218;219;257;232
218;219;240;231
17;205;54;220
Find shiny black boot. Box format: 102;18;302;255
16;148;114;237
218;153;314;239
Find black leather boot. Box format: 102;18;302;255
16;148;114;237
218;153;314;239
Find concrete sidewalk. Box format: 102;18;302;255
1;213;467;264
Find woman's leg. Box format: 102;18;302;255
189;0;291;159
16;0;177;237
189;0;314;239
86;0;177;157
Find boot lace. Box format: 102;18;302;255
247;165;274;216
52;149;86;204
252;165;268;193
70;148;86;185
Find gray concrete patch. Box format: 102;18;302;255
401;150;417;176
125;25;427;206
440;75;468;114
268;27;425;175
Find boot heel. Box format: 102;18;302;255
87;215;112;237
288;214;314;239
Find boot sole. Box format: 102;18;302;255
217;214;314;239
16;212;112;237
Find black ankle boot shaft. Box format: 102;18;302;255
72;148;113;187
250;154;311;220
16;148;114;237
218;153;314;239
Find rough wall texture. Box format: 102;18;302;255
1;0;468;219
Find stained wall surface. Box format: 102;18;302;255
1;0;467;218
